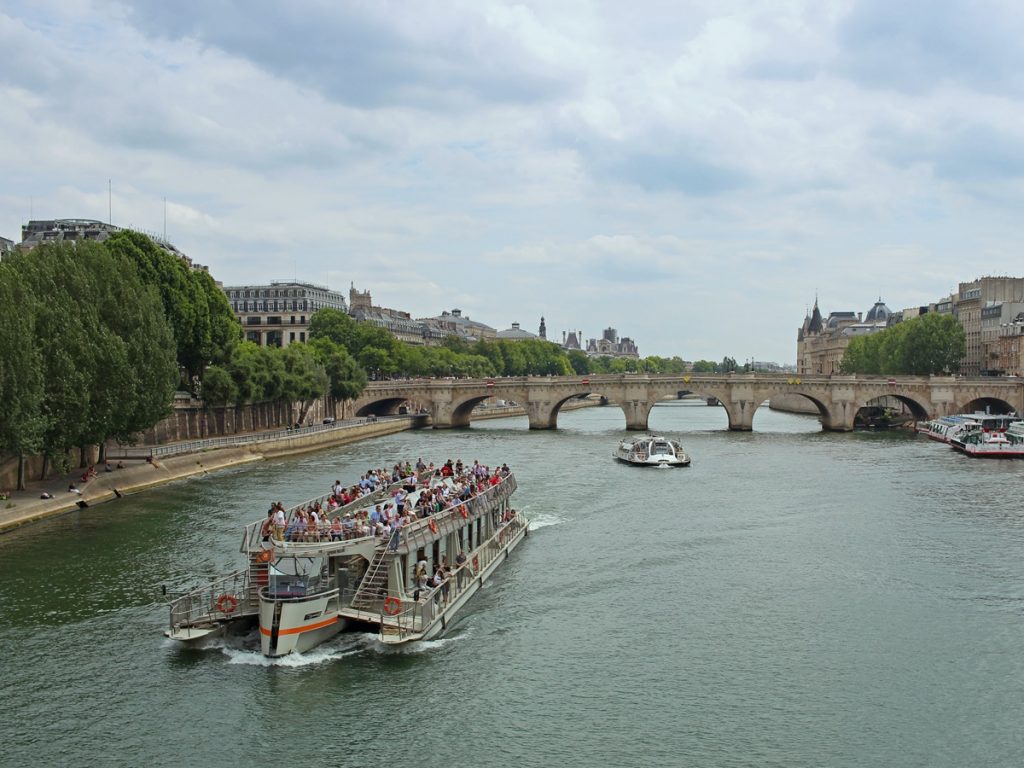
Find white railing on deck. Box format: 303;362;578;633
167;569;252;631
381;515;527;642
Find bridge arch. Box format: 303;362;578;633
754;390;831;429
675;389;739;431
854;394;930;423
355;396;410;417
447;395;494;428
955;396;1018;416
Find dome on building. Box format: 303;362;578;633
865;299;891;323
496;322;537;340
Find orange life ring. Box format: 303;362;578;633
256;549;272;563
216;594;238;614
429;519;438;534
383;596;402;615
460;506;468;519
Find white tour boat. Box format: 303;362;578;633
614;435;690;467
165;465;527;656
961;423;1024;458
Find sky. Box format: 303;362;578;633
3;1;1024;364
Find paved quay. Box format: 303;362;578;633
0;416;417;534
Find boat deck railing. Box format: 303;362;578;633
167;568;254;632
374;515;528;642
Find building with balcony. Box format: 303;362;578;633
223;280;347;347
953;277;1024;376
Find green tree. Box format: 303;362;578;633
308;308;358;350
840;314;964;375
567;349;591;375
310;337;367;417
194;269;242;366
281;344;329;424
201;365;238;407
691;360;717;372
0;261;45;488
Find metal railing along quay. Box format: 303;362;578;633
109;414;410;461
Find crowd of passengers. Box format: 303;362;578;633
259;458;512;544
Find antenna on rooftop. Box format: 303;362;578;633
108;179;112;225
163;197;167;242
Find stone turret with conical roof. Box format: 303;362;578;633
807;298;823;334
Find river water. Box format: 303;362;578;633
2;403;1023;767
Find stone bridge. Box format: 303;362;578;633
352;373;1024;431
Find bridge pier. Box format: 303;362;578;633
525;401;557;430
722;394;755;431
621;400;654;431
819;399;856;432
429;401;472;429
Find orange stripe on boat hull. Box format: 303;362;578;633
259;615;339;637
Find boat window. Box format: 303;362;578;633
268;556;324;598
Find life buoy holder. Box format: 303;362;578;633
383;596;402;615
216;594;239;614
460;506;468;519
429;519;438;534
256;549;273;564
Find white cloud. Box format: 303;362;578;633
3;0;1024;362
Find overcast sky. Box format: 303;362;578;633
3;1;1023;363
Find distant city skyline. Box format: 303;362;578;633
3;1;1024;363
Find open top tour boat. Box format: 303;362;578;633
614;436;690;467
164;461;528;657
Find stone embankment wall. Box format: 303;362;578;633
139;394;345;444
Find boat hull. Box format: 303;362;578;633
963;445;1024;458
614;454;690;467
259;591;344;657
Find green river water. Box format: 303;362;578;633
1;402;1022;767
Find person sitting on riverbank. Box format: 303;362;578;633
68;483;82;495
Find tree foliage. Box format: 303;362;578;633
104;230;241;384
840;314;965;375
0;241;178;482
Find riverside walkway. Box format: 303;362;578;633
0;414;421;534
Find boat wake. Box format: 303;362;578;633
200;629;472;665
528;512;564;530
361;629;471;655
220;634;366;667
